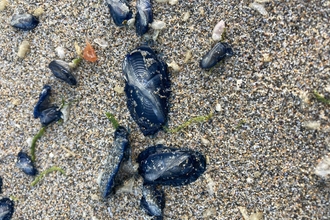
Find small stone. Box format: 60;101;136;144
33;7;44;17
302;121;320;130
91;194;99;200
169;0;178;5
212;20;225;41
17;40;30;58
49;152;54;158
114;85;124;93
215;103;221;112
201;137;210;146
253;171;261;178
184;50;192;63
12;99;21;106
0;0;8;11
203;207;216;218
182;11;190;21
315;154;330;178
262;53;272;62
249;2;268;16
246;177;254;184
167;60;180;72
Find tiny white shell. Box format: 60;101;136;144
93;38;109;48
0;0;8;11
249;2;269;16
169;0;178;5
151;20;166;30
212;20;225;41
184;50;192;63
315;154;330;178
55;46;66;59
182;11;190;21
167;60;180;72
17;40;30;58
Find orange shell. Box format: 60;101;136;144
83;41;97;62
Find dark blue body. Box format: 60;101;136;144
140;185;165;220
48;60;77;85
39;106;62;127
11;13;39;31
0;198;14;220
135;0;153;36
200;42;233;69
33;85;52;118
16;151;38;176
107;0;132;26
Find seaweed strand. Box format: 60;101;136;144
31;166;66;187
105;112;119;129
313;90;330;105
30;127;46;162
165;113;213;133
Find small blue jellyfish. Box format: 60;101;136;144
140;185;165;220
200;42;233;69
123;46;170;136
39;106;62;127
137;145;206;186
135;0;153;36
48;60;77;86
33;85;52;119
0;198;14;220
10;13;39;31
16;151;38;176
106;0;132;26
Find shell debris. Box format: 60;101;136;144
249;2;269;16
94;38;109;48
150;20;166;30
55;46;66;59
315;154;330;178
0;0;8;11
212;20;225;41
17;40;30;58
184;50;192;63
169;0;178;5
302;121;320;130
182;11;190;21
167;60;180;72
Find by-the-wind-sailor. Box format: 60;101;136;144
106;0;132;26
39;106;62;127
200;42;233;69
10;13;39;31
16;151;38;176
33;85;51;118
0;198;14;220
48;60;77;85
140;185;165;220
135;0;153;36
99;126;134;198
137;145;206;186
123;45;170;136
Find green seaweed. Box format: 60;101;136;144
30;127;46;162
313;90;330;105
220;28;227;42
105;112;119;129
31;166;66;187
69;57;82;69
164;113;213;133
235;120;246;129
9;195;18;201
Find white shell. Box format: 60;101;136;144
212;20;225;41
182;11;190;21
0;0;8;11
169;0;178;5
151;20;166;30
315;154;330;178
249;2;268;16
93;38;109;48
55;46;66;59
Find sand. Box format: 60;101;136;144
0;0;329;219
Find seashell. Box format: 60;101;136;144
122;46;170;136
0;198;14;220
33;85;52;118
249;2;268;16
135;0;153;36
17;40;30;58
140;185;165;219
137;145;206;186
150;20;165;30
99;126;132;198
83;41;97;62
212;20;225;41
106;0;132;26
200;42;233;69
39;106;62;127
10;13;39;31
48;60;77;85
16;151;38;176
55;46;66;59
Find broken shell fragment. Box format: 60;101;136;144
150;20;166;30
99;126;133;198
200;42;233;69
33;85;52;118
16;151;38;176
39;106;62;127
83;41;97;62
140;185;165;219
212;20;225;41
17;40;30;58
135;0;153;36
10;13;39;31
0;198;14;220
249;2;269;16
122;45;170;136
137;145;206;186
48;60;77;85
106;0;133;26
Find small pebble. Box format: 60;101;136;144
246;177;254;184
315;154;330;178
33;7;44;17
249;2;269;16
113;85;124;93
215;103;221;112
302;121;320;130
184;50;192;63
201;137;210;146
167;60;180;72
0;0;8;11
169;0;178;5
182;11;190;21
17;40;30;58
262;53;272;62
